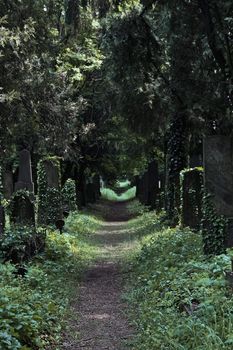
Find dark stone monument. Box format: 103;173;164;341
181;169;203;230
11;194;35;226
86;182;96;204
137;161;159;209
12;150;35;226
44;159;60;189
138;172;149;206
15;149;34;193
3;164;14;199
203;136;233;246
38;158;63;225
93;174;101;200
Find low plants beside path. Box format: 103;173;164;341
126;212;233;350
0;212;101;350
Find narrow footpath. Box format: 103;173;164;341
62;201;136;350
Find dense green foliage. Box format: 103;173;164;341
127;212;233;350
0;211;100;349
37;157;62;226
62;179;77;212
0;0;233;348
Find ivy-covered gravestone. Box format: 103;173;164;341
11;150;35;226
203;136;233;254
180;168;203;230
138;172;149;206
62;178;77;213
37;157;63;226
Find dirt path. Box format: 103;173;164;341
62;201;135;350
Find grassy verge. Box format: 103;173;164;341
126;211;233;350
0;211;101;350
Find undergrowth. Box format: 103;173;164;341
127;211;233;350
0;212;101;350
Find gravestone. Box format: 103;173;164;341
138;172;149;205
12;150;35;226
44;159;60;189
93;174;101;200
203;136;233;247
11;194;35;226
181;169;203;230
38;158;63;225
0;205;5;235
86;182;96;204
15;149;34;193
3;164;14;199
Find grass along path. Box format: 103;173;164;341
62;200;137;350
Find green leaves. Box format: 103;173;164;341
0;211;101;349
127;212;233;349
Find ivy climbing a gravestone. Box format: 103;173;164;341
37;157;63;226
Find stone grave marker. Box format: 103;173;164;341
181;168;203;230
11;193;35;226
203;136;233;247
15;149;34;193
3;164;14;199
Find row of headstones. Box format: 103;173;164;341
0;150;101;233
135;136;233;248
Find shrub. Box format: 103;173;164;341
37;157;62;226
0;226;46;263
127;215;233;350
62;179;77;212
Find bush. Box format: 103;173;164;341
0;211;101;349
62;179;77;212
127;212;233;350
0;226;46;263
37;157;62;226
0;263;64;350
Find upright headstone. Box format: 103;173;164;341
44;159;60;189
62;178;76;213
181;168;203;230
203;136;233;247
38;158;63;225
11;150;35;226
86;181;96;204
93;174;101;200
3;164;14;199
15;149;34;193
11;194;35;226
